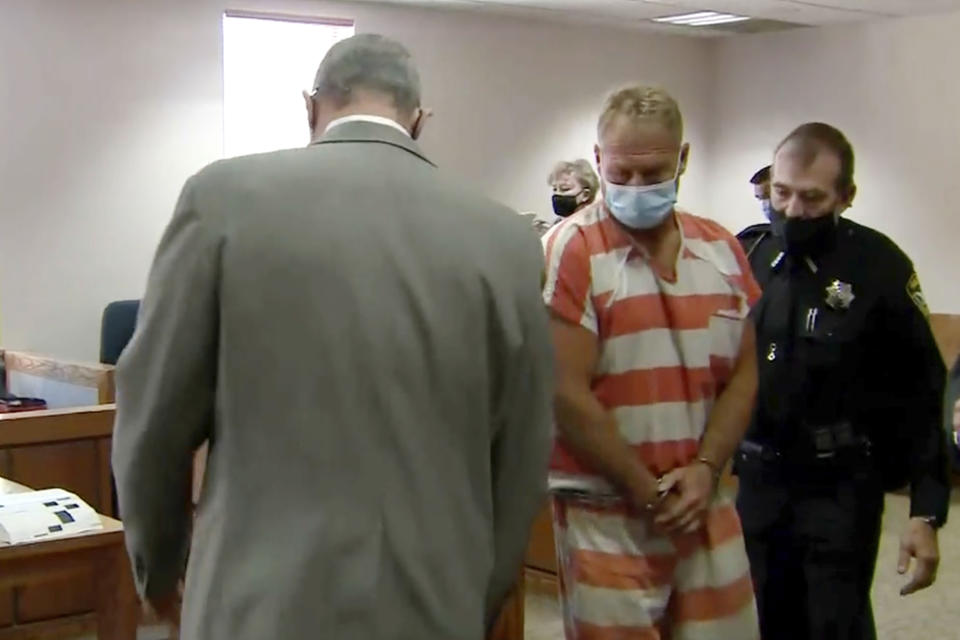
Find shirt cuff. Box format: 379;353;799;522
909;476;949;528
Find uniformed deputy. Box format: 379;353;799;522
739;164;774;260
734;122;950;640
751;163;772;219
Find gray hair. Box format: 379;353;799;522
547;159;600;198
312;34;421;115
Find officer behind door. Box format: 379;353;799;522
736;122;950;640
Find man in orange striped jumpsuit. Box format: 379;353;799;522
542;85;761;639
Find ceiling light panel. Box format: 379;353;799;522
653;10;750;26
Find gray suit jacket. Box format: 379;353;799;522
112;122;553;640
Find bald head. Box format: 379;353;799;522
305;34;426;142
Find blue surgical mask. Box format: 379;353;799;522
761;199;773;221
603;177;677;230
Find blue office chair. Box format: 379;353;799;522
100;299;140;517
100;300;140;365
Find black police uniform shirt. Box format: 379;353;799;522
736;217;949;525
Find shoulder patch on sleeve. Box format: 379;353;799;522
906;272;930;318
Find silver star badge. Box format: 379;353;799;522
825;280;855;310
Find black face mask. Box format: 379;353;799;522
552;194;581;218
771;208;838;255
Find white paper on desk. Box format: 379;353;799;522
0;488;102;545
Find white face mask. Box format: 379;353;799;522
601;151;683;230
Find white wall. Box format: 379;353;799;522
0;0;713;361
707;11;960;314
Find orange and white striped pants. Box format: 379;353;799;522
551;493;759;640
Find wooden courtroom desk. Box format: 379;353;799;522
0;477;137;640
0;405;121;637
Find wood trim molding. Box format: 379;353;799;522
0;406;115;447
2;352;114;391
97;368;116;404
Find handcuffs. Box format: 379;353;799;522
643;475;672;512
643;457;722;512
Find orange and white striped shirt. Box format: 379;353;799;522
542;202;760;481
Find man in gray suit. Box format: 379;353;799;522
112;34;552;640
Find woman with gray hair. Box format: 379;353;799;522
548;158;599;219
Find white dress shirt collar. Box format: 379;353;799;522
324;114;410;137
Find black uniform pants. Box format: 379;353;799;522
736;459;884;640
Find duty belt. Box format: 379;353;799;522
740;421;872;465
